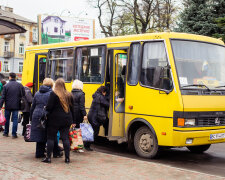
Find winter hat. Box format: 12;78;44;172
25;82;33;87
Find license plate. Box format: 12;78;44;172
210;133;225;140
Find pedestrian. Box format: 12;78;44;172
87;86;109;151
0;79;6;132
71;79;87;152
30;78;61;158
21;82;33;136
0;73;25;138
43;78;75;163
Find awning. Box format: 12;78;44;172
0;18;26;35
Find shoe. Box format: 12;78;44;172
77;149;84;153
0;127;4;132
42;157;51;163
12;135;18;139
58;146;64;151
53;151;63;158
35;155;46;158
85;147;93;151
3;133;8;137
65;157;70;164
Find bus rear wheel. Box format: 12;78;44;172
134;126;158;158
187;144;211;153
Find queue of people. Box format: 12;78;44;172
0;72;110;164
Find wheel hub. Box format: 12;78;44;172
139;133;153;152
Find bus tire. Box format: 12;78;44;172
134;126;159;158
187;144;211;153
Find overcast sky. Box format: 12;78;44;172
0;0;104;37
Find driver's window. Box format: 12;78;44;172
115;53;127;113
140;41;172;90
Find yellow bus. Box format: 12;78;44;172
22;32;225;158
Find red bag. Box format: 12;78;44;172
69;127;84;150
0;109;6;125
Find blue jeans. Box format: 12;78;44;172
4;110;18;136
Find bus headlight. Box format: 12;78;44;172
185;119;196;126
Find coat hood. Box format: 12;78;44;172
39;85;52;93
72;89;83;93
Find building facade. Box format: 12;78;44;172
0;6;37;80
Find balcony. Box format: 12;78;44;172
32;37;38;43
3;51;14;58
20;33;26;37
4;34;13;39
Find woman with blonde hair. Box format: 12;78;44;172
43;78;74;163
30;78;54;158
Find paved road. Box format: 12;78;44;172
92;138;225;177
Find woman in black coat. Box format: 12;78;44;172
87;86;109;150
71;80;86;128
43;78;75;164
30;78;54;158
22;82;33;136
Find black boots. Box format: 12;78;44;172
65;157;70;164
42;157;51;163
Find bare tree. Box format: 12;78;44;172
88;0;119;37
88;0;178;37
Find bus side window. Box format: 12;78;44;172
75;46;106;83
127;43;141;85
48;48;74;81
140;41;172;90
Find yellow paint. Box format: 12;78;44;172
22;32;225;148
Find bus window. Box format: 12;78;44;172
39;57;46;83
75;46;106;83
127;43;141;85
115;53;127;113
48;48;74;81
140;41;172;90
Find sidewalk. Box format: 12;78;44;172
0;133;224;180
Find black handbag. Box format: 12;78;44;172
37;107;47;129
19;87;26;111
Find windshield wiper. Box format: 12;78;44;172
215;85;225;88
182;84;211;91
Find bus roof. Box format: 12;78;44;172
26;32;225;51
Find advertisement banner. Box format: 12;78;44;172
39;15;95;44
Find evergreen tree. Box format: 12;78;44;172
176;0;217;36
211;0;225;41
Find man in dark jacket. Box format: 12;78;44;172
0;72;25;138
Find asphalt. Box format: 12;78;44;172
0;126;225;180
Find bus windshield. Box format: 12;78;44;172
171;40;225;89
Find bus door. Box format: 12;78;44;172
108;49;128;139
33;53;47;93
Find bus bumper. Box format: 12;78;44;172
172;128;225;146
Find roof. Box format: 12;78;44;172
25;32;225;51
0;8;36;24
0;18;26;35
42;16;66;23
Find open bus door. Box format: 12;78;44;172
33;53;47;93
107;49;128;141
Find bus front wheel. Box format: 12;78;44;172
187;144;211;153
134;126;159;158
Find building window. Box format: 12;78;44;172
32;28;37;42
3;61;10;72
19;44;24;54
4;41;10;52
19;62;23;73
54;27;58;33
